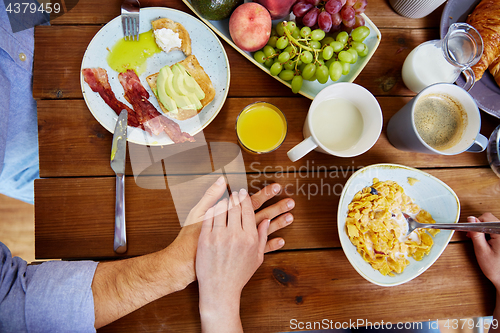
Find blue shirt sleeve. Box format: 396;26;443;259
0;1;40;204
0;242;98;332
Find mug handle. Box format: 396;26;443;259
466;133;488;153
287;136;318;162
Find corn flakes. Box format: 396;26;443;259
345;178;439;276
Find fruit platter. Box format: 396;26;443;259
182;0;381;100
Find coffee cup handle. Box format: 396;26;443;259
466;133;488;153
287;136;318;162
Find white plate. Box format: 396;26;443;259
80;7;230;146
337;163;460;286
181;0;381;100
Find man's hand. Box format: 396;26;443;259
91;177;294;329
166;176;295;289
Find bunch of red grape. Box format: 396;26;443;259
293;0;368;33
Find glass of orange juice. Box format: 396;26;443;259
236;102;288;154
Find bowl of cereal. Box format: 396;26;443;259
337;163;460;286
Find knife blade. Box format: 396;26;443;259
111;109;128;254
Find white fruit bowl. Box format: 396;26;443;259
181;0;381;100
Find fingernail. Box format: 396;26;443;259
216;176;225;185
273;184;281;194
239;188;247;200
287;200;295;209
286;214;293;223
467;216;476;222
278;239;285;246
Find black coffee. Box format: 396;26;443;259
414;93;467;151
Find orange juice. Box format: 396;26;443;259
236;102;287;154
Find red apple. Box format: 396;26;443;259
253;0;298;20
229;3;272;52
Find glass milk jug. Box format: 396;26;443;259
402;23;483;93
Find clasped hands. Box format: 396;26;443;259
168;176;295;290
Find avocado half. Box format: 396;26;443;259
191;0;244;20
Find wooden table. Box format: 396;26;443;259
33;0;500;331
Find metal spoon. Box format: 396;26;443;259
403;213;500;235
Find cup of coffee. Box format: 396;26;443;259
287;83;383;162
387;83;488;155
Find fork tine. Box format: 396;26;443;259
131;17;136;41
125;18;129;40
134;17;139;41
122;16;128;40
130;18;134;40
124;17;130;40
128;17;133;40
127;17;133;41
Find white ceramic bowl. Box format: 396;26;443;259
337;163;460;286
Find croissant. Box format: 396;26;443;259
466;0;500;83
490;56;500;86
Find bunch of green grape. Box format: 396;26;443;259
253;21;371;93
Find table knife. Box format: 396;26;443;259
111;110;128;254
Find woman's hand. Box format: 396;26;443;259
468;212;500;333
468;213;500;289
196;189;269;333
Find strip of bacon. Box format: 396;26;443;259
82;68;195;143
118;70;195;144
82;68;142;129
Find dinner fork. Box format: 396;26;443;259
121;0;140;41
403;213;500;235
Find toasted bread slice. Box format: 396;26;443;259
146;55;215;121
152;18;191;55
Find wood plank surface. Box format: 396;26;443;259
95;243;494;333
37;98;499;178
33;26;442;99
48;0;444;29
34;168;500;260
32;0;500;329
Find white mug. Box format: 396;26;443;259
387;83;488;155
389;0;446;19
287;83;383;162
